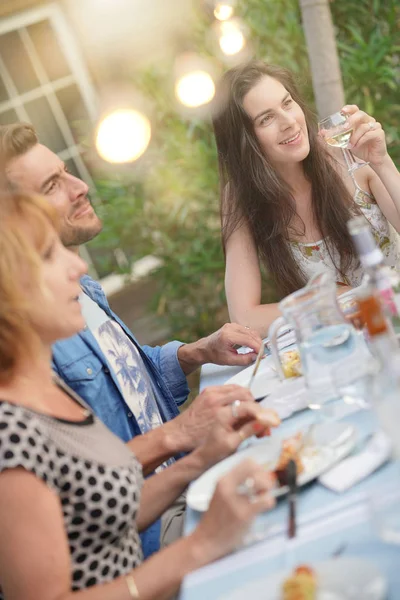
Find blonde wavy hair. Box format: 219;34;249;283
0;191;59;384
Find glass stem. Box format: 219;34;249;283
342;148;358;172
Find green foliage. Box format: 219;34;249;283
331;0;400;164
87;178;153;277
238;0;309;77
90;0;400;341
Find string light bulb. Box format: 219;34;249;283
219;19;246;55
95;108;151;163
175;70;215;107
214;3;234;21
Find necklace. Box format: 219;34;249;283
52;375;92;418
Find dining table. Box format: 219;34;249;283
179;360;400;600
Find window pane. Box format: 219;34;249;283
0;31;40;94
0;76;9;104
24;96;67;154
27;20;71;82
56;84;91;144
0;108;19;126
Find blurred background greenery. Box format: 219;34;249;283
89;0;400;342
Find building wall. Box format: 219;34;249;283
0;0;47;19
0;0;190;347
61;0;195;84
1;0;195;86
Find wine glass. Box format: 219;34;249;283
318;111;368;174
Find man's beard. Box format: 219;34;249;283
61;217;103;248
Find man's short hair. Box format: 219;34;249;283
0;122;38;161
0;123;38;187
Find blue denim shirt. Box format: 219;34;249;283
52;275;189;558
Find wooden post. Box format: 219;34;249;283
299;0;345;118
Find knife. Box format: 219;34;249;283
287;459;297;539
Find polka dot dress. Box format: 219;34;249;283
0;385;144;595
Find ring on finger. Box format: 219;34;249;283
231;399;241;419
237;476;256;501
368;120;375;130
238;429;246;442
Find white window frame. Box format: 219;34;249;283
0;3;101;275
0;2;98;184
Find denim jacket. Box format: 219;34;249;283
52;274;190;557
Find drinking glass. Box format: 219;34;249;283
318;111;368;174
331;355;378;410
269;276;368;405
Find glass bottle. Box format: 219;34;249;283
348;216;399;336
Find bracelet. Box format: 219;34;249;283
125;574;140;599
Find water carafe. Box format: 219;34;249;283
268;274;368;406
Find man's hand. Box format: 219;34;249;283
129;384;280;474
163;384;276;454
193;400;281;471
177;323;263;375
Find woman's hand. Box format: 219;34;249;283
193;401;281;471
190;459;276;562
341;104;388;168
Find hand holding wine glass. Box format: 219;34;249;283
318;105;387;173
318;110;364;173
340;104;387;168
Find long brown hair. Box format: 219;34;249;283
212;61;358;298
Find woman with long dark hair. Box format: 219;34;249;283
213;61;400;336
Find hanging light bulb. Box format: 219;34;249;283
219;19;246;55
175;70;216;108
214;3;234;21
95;109;151;163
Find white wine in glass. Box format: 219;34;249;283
318;111;366;173
324;128;354;149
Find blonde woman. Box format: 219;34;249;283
0;191;279;600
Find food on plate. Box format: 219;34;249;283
338;293;363;329
282;565;317;600
339;294;358;314
274;432;304;485
282;349;302;378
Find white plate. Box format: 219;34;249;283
218;557;387;600
226;358;308;420
187;436;282;513
226;351;279;398
226;345;304;409
275;421;356;497
187;422;357;512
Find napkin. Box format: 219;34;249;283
318;430;392;493
260;377;307;420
